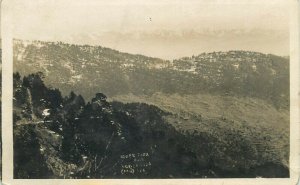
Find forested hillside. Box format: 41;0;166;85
13;73;289;178
13;40;289;109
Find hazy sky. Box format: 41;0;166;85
6;0;290;59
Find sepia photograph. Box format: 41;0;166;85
1;0;299;184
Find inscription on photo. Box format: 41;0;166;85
120;153;151;175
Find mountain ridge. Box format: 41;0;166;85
13;39;289;109
13;38;288;61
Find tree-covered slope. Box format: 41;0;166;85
13;73;289;178
13;40;289;108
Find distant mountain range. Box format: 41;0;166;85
13;40;289;109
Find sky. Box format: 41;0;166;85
5;0;291;59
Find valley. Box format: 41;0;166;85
13;40;290;178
